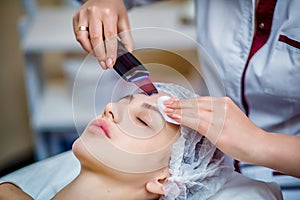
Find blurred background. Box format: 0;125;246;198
0;0;199;176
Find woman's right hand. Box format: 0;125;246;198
73;0;134;69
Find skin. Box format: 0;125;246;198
163;96;300;178
69;92;180;174
0;92;179;200
0;183;33;200
73;0;134;69
75;0;299;182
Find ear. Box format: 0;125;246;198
146;167;170;195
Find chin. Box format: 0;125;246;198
72;138;97;169
72;138;86;164
71;137;116;174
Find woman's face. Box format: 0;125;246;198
73;92;179;174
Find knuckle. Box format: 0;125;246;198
89;33;101;42
223;97;231;109
103;7;113;16
75;34;84;42
94;49;106;60
105;30;116;39
97;56;106;62
78;9;86;19
72;14;77;21
224;97;231;104
87;5;98;14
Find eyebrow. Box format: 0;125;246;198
119;94;133;102
141;102;160;114
120;95;162;116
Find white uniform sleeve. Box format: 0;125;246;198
210;172;283;200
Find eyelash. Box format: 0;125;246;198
137;117;148;126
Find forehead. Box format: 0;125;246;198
120;91;171;102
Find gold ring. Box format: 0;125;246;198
78;26;89;31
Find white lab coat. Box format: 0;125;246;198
195;1;300;198
126;0;300;198
196;0;300;135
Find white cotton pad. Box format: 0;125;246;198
157;96;180;125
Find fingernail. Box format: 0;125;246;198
171;113;182;119
106;58;113;67
164;100;174;105
164;98;179;105
164;108;174;113
100;61;106;69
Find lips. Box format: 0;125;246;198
88;118;110;138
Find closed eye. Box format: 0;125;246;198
137;117;148;126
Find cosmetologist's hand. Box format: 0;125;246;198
73;0;134;69
164;96;300;177
163;97;264;164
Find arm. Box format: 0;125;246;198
163;96;300;178
0;183;33;200
254;131;300;177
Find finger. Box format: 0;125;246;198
166;97;227;144
166;109;212;136
72;12;79;34
88;10;107;69
118;16;134;52
181;98;226;143
103;16;118;68
164;97;213;111
164;98;195;109
73;11;93;53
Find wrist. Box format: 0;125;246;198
247;129;268;165
223;127;266;165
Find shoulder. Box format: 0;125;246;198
0;182;33;200
0;151;79;199
210;172;283;200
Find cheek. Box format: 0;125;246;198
111;127;179;154
116;119;159;139
74;124;179;173
76;131;173;173
109;127;151;153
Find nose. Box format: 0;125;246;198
104;102;120;123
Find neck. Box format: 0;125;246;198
52;168;149;200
